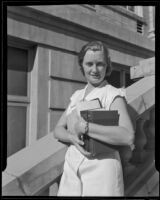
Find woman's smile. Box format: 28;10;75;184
90;73;101;79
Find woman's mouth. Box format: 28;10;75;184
91;74;100;79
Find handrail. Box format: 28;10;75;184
126;75;154;119
130;57;155;79
2;75;155;196
2;134;67;195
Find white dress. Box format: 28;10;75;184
57;84;126;196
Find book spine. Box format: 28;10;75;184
87;111;94;155
85;111;90;152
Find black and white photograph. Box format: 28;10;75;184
2;2;159;197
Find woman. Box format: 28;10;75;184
54;41;135;196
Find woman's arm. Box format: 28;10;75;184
54;108;91;156
88;96;135;146
54;108;85;143
76;96;135;146
54;110;73;143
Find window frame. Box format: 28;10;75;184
7;102;29;156
7;42;32;148
124;71;133;87
120;6;143;17
121;6;135;12
106;5;145;22
111;63;136;88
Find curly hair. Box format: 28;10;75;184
78;41;112;78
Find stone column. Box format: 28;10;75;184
148;6;155;40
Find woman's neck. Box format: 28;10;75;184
87;80;107;90
83;80;107;100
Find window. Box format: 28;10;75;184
7;45;30;156
120;6;143;17
121;6;135;12
108;70;121;88
8;47;28;96
127;6;135;12
121;6;144;34
125;72;136;87
108;63;139;88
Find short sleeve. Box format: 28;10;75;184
107;86;126;110
66;90;80;115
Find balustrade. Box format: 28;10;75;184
131;113;149;164
144;108;155;153
120;146;136;177
130;107;155;167
122;109;155;180
2;110;156;196
124;107;156;196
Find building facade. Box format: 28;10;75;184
7;5;155;157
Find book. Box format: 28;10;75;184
76;98;102;116
59;99;102;146
80;110;121;156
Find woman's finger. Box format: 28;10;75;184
75;143;92;157
74;136;84;146
71;134;91;156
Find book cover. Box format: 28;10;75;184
76;98;102;116
80;110;121;156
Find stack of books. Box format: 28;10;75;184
77;98;121;156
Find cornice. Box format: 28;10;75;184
7;6;155;58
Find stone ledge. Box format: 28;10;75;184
2;134;67;196
28;5;154;50
125;156;156;196
131;57;155;79
7;5;155;53
7;18;146;68
2;172;26;195
134;169;159;196
126;75;155;119
146;170;159;194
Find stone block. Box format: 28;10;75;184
146;170;159;194
131;57;155;79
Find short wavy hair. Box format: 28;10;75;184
78;41;112;78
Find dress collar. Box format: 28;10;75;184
82;80;108;101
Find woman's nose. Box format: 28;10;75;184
92;64;97;72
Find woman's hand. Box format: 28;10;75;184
67;109;86;137
67;109;91;156
69;133;91;157
74;116;87;137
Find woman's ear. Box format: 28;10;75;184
80;65;85;76
106;56;112;77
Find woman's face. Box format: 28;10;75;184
82;50;107;87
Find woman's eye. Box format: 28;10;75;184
86;62;93;67
97;62;105;67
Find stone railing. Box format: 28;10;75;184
124;57;157;196
2;59;156;196
2;134;67;195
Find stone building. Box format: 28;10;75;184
4;5;157;196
